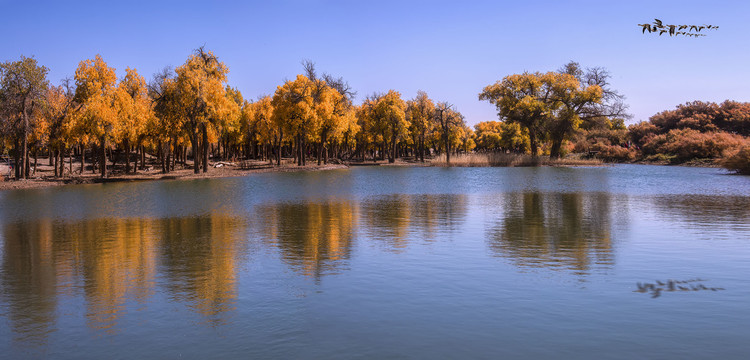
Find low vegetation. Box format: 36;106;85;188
628;101;750;169
433;152;602;167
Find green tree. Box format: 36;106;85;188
41;81;76;177
479;72;557;156
0;55;49;179
553;62;628;158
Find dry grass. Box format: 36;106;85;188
432;153;603;167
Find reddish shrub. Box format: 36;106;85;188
628;121;658;147
716;101;750;136
722;146;750;174
643;129;747;162
590;143;635;161
572;129;634;162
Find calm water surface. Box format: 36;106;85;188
1;165;749;359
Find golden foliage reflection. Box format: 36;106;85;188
488;192;615;274
0;214;246;341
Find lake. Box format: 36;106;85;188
1;165;749;359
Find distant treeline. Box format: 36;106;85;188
2;51;749;180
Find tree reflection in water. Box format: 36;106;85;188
253;194;468;281
0;215;248;344
487;192;615;274
1;221;58;347
158;215;248;326
651;195;750;231
359;194;468;251
255;201;358;280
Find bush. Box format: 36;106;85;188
572;128;634;162
628;121;658;147
722;146;750;174
642;128;747;162
590;143;636;162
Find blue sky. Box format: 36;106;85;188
2;0;748;125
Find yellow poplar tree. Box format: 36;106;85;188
406;91;435;162
355;98;378;161
271;75;316;166
315;85;345;165
73;54;118;178
114;67;151;173
373;90;408;163
247;96;276;163
479;72;561;157
175;47;229;173
547;72;603;158
474;121;503;151
149;68;185;173
335;102;359;162
219;86;242;160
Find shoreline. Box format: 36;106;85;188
0;161;350;191
0;157;732;192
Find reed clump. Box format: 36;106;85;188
432;153;603;167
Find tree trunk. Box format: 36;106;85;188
171;141;176;171
100;136;108;178
166;142;172;173
22;136;29;178
92;145;97;174
60;146;66;177
420;132;425;162
317;142;323;166
202;124;209;173
320;132;328;165
80;144;85;175
134;143;139;172
276;130;283;166
159;140;165;173
549;138;563;159
124;138;131;173
389;130;397;163
22;107;29;179
53;149;58;177
191;127;200;174
442;134;451;165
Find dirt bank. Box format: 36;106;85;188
0;159;349;191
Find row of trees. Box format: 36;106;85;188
1;50;474;179
5;52;746;177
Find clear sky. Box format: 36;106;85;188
2;0;748;125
